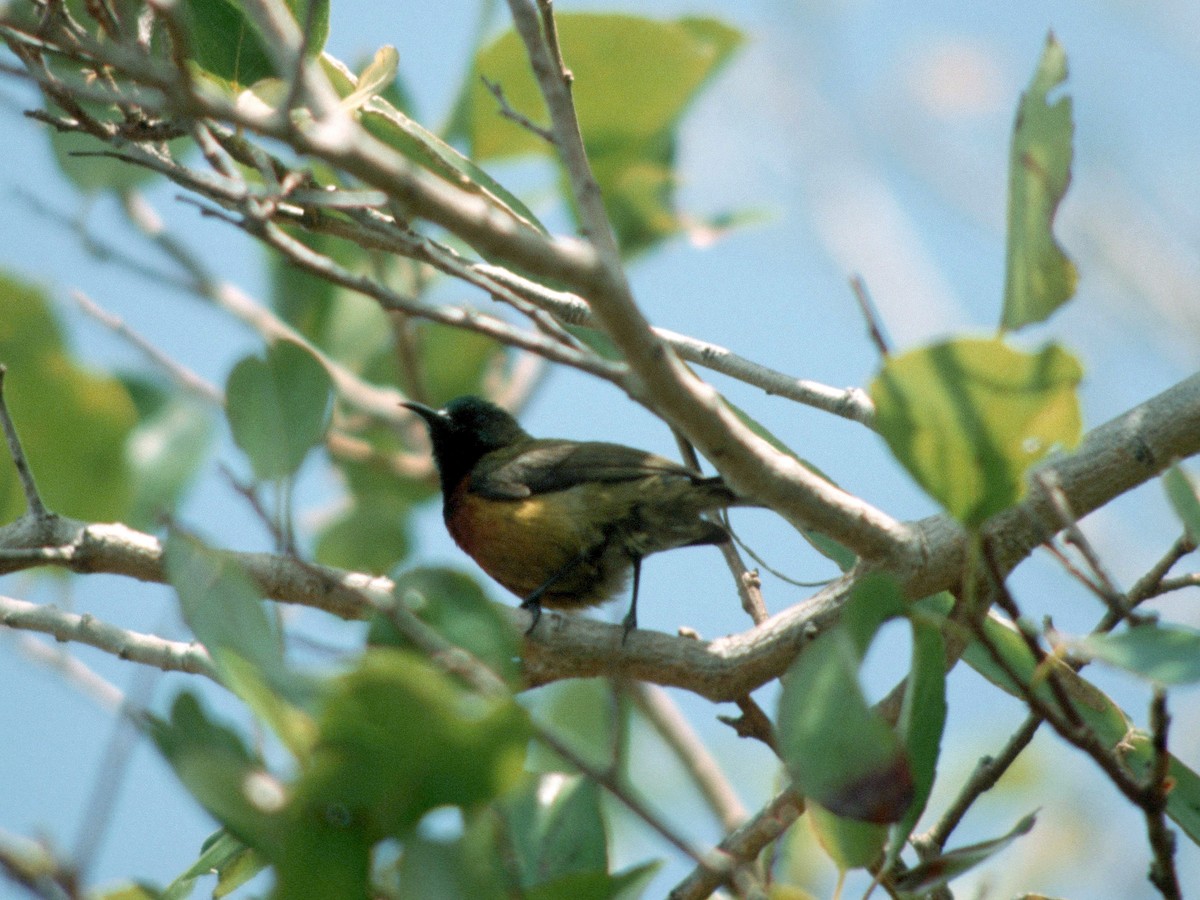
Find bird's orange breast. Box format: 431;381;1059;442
444;477;625;607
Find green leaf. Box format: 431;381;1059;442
457;14;742;256
871;337;1082;527
525;678;625;774
778;606;914;825
160;830;264;900
375;567;520;686
147;692;283;858
499;774;608;888
291;648;529;841
893;811;1036;893
225;338;332;480
122;380;214;530
313;49;547;236
1002;33;1077;329
179;0;329;87
315;502;412;574
164;532;318;756
894;613;947;844
1074;624;1200;685
524;864;660;900
806;803;888;871
1164;465;1200;542
0;273;136;522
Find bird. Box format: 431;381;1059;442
402;395;747;639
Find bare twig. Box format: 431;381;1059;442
669;786;805;900
0;366;49;519
913;713;1042;855
481;74;555;143
73;291;222;403
849;274;891;357
1144;689;1181;899
0;595;218;682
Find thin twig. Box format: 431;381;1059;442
0;595;219;682
481;74;555;143
913;713;1042;854
669;786;804;900
849;274;890;357
631;682;748;833
1144;689;1181;899
0;366;49;519
73;291;222;403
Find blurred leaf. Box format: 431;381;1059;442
315;502;412;574
121;379;214;530
499;774;608;888
1074;624;1200;685
179;0;329;87
226;338;332;480
871;337;1082;527
164;532;318;756
525;864;660;900
778;579;914;826
0;272;135;523
340;45;399;111
1164;465;1200;542
806;803;887;871
420;322;507;407
526;678;625;774
893;811;1036;893
1002;33;1077;330
375;567;520;686
457;14;743;256
894;613;947;843
392;821;507;900
147;692;282;858
292;648;529;841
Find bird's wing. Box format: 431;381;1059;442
472;440;696;499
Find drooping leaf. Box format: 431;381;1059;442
892;811;1037;893
1002;33;1077;329
871;336;1082;527
164;532;318;757
0;273;136;523
225;338;332;480
498;774;608;889
159;829;264;900
894;613;947;843
778;584;914;826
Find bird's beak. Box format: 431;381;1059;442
400;400;445;429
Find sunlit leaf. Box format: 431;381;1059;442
1002;33;1077;329
871;337;1082;527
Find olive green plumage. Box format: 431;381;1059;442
404;395;743;637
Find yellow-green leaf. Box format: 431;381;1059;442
871;336;1082;527
1002;33;1077;329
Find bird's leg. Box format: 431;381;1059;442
621;556;642;643
520;551;590;635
